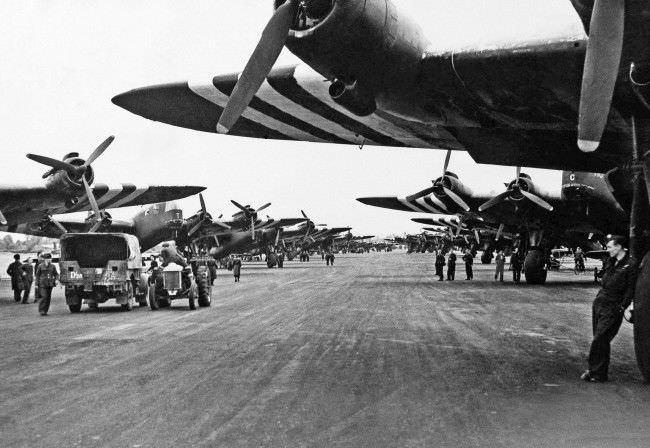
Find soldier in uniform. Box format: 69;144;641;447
581;236;638;382
20;257;34;304
447;251;457;281
494;250;506;282
6;254;23;302
35;253;58;316
232;256;242;282
435;251;446;281
463;250;474;280
511;249;523;283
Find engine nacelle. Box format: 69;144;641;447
433;172;474;201
44;158;94;198
276;0;428;114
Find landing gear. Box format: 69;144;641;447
523;248;547;285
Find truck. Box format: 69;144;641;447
59;233;148;313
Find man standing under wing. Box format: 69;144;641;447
581;236;638;383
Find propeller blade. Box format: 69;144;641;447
478;191;512;212
474;229;480;242
256;202;271;213
520;191;554;211
515;166;521;181
577;0;625;152
275;229;281;246
251;216;256;240
88;220;103;233
27;154;78;178
443;187;471;212
301;210;309;219
0;210;6;226
82;176;101;216
199;193;207;213
406;186;436;202
188;220;203;237
231;200;250;215
217;0;299;133
495;223;505;241
442;149;452;178
213;220;231;230
455;216;464;237
84;135;115;167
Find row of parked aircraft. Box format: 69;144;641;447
0;136;358;260
107;0;650;380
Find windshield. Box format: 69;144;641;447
61;235;128;268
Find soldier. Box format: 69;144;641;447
435;251;446;281
35;253;58;316
511;249;523;283
325;250;335;266
463;249;474;280
6;254;23;303
581;235;638;382
494;250;506;282
20;257;34;304
277;250;285;269
160;243;187;267
232;256;242;282
447;251;457;281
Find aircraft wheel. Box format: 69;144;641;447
149;287;159;311
68;303;82;313
634;253;650;383
524;248;547;285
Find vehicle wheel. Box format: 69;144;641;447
634;253;650;383
524;249;547;285
188;293;196;311
136;293;148;307
68;303;82;313
159;298;171;308
149;287;159;311
121;300;133;311
197;275;211;307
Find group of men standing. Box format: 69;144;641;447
434;249;475;281
434;248;524;283
6;252;59;316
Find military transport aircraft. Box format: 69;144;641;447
0;136;204;239
111;1;650;380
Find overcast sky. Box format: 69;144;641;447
0;0;585;237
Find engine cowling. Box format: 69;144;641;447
276;0;428;114
44;153;95;198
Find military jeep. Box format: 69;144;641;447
59;233;148;313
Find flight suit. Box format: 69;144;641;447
587;254;638;380
35;262;58;315
20;262;34;304
494;254;506;282
447;253;457;280
6;259;23;302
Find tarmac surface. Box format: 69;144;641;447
1;252;649;448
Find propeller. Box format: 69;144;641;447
406;150;470;211
82;175;110;233
231;200;271;240
577;0;625;152
0;210;6;226
217;0;300;134
189;194;230;237
478;167;554;213
28;136;115;180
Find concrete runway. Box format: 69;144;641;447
1;253;649;448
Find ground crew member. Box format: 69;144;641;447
6;254;23;303
435;251;446;281
463;250;474;280
160;243;187;267
581;236;637;383
277;251;285;268
35;253;58;316
447;252;456;281
511;249;523;283
233;257;242;282
325;251;335;266
20;257;34;304
494;250;506;282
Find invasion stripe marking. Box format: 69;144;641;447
189;80;322;142
267;67;402;147
96;184;138;209
415;197;440;213
95;185;126;208
256;80;358;144
110;185;149;208
424;195;449;213
60;184;111;214
375;110;463;149
398;198;425;213
212;78;349;145
292;65;432;148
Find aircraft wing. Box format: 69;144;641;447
0;184;204;225
357;195;478;215
2;218;135;239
